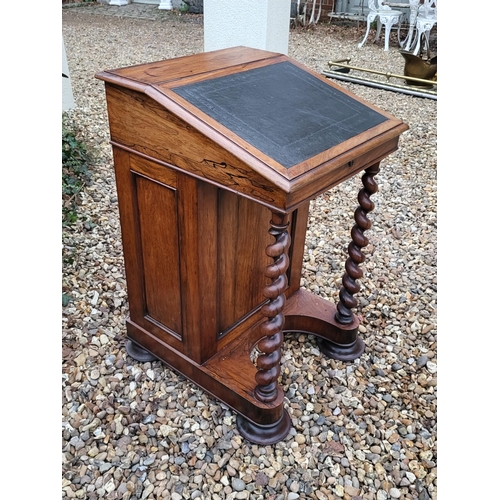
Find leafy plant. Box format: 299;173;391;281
62;115;93;224
62;293;73;307
183;0;203;13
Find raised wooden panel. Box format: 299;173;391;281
217;190;273;336
135;175;183;336
195;180;219;362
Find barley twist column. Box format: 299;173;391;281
254;212;290;403
336;163;380;325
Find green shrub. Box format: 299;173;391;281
62;115;92;224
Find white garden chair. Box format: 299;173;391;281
358;0;403;51
408;0;437;55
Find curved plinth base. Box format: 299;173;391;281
236;410;292;445
284;288;364;361
317;336;365;362
126;339;157;362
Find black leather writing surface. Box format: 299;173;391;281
173;62;387;169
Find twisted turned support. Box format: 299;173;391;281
336;163;380;325
237;212;292;445
254;212;290;403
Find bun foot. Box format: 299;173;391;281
317;336;365;362
126;339;157;362
236;410;292;445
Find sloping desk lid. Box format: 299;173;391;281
96;46;408;200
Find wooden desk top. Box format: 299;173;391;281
97;46;408;210
172;60;388;169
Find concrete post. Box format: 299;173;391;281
204;0;291;55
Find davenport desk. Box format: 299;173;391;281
96;46;408;444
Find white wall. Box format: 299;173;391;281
62;37;75;111
204;0;290;55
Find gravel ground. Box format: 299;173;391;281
62;4;437;500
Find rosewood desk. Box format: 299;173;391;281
96;46;408;444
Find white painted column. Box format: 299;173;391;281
204;0;291;55
109;1;128;6
62;37;75;111
158;0;173;9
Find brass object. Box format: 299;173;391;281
400;50;437;87
323;58;437;99
327;59;437;86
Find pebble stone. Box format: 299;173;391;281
62;3;437;500
390;487;402;498
231;478;246;492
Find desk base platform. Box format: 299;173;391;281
125;288;363;444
